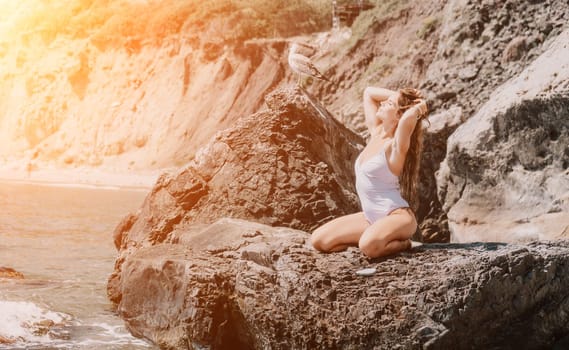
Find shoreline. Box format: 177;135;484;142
0;167;161;192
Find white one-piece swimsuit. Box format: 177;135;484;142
354;143;409;224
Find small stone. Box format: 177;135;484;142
417;325;438;338
501;36;527;63
458;65;479;81
356;268;377;276
0;267;24;279
436;91;457;101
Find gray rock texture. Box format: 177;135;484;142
416;107;464;243
437;29;569;242
424;0;569;118
109;87;366;304
113;218;569;350
412;0;569;240
314;0;568;241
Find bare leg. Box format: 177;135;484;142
311;212;370;253
358;208;417;258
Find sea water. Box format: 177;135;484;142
0;181;157;349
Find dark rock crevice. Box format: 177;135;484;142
209;296;254;350
493;95;569;172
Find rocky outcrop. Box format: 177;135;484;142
416;1;568;240
414;0;568;241
108;85;569;349
308;0;569;241
108;87;365;304
113;218;569;350
423;0;568;118
0;267;24;279
437;29;569;242
417;107;464;242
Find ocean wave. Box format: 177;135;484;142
0;300;72;348
0;301;154;349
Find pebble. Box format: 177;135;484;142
356;268;377;276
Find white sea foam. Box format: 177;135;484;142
74;322;152;347
0;300;71;346
0;302;153;349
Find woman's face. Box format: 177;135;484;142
376;93;400;123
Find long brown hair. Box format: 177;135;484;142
396;88;429;211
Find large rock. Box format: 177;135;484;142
416;106;464;243
108;87;364;304
437;29;569;242
114;218;569;349
413;0;569;242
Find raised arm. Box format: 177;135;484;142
389;100;428;174
363;87;397;134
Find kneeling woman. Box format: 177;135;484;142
311;86;429;258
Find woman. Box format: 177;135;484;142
311;86;428;258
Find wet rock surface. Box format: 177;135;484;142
114;218;569;350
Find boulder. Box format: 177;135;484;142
0;267;24;279
437;29;569;242
114;218;569;350
108;87;365;304
417;106;464;243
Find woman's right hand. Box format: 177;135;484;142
364;87;396;134
411;99;428;119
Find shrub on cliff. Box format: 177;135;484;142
5;0;332;50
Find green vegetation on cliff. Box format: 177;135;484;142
2;0;332;49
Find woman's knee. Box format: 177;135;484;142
311;227;334;252
358;235;385;258
359;234;411;258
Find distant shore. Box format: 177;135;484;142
0;167;161;191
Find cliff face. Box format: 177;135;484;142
0;33;284;172
436;29;569;242
0;0;335;176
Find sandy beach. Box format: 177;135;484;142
0;166;161;191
